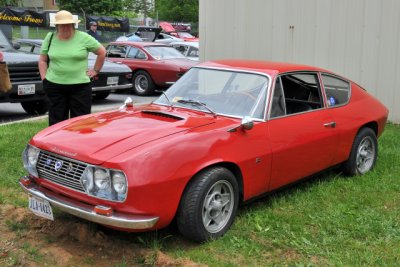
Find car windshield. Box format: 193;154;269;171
154;68;269;119
0;30;12;50
144;46;185;60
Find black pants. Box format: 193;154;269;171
43;79;92;126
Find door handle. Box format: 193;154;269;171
324;122;336;128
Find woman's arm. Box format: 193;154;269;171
38;54;49;80
87;46;106;78
0;51;3;62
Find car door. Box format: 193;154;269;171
267;72;339;190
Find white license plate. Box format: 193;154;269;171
18;84;35;95
107;76;119;85
28;195;54;221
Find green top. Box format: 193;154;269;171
41;31;101;85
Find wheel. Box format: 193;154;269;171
342;127;378;176
177;167;239;242
92;91;110;100
21;99;49;115
132;70;155;96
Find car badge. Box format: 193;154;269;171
66;163;74;173
45;158;52;166
54;160;63;172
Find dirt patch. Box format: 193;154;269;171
0;204;201;266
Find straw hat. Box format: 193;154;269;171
53;10;80;24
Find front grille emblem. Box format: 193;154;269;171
54;160;63;172
66;163;73;173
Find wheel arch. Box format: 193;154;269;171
358;121;378;136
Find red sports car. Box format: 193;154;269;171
105;42;197;96
20;60;388;242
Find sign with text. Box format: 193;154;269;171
87;15;129;32
0;7;47;27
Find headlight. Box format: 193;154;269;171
22;145;40;177
94;168;110;190
82;167;94;191
112;172;127;194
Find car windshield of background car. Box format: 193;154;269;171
144;46;186;60
0;30;12;50
154;68;269;119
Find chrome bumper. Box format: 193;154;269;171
92;83;132;92
19;177;159;230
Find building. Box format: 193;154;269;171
22;0;58;10
199;0;400;123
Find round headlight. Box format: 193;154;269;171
94;168;110;190
112;172;127;194
27;145;40;165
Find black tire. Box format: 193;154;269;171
21;99;49;115
342;127;378;176
177;167;239;242
132;70;155;96
92;91;110;100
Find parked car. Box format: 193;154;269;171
155;33;184;44
15;39;133;100
106;41;197;95
19;60;388;242
115;26;162;42
170;41;199;61
159;22;199;42
0;30;47;114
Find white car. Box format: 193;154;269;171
170;41;199;61
155;33;184;44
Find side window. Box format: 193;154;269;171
271;73;322;117
136;50;147;60
127;47;139;58
321;74;350;107
270;77;286;118
107;45;126;58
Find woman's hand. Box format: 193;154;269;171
87;69;99;78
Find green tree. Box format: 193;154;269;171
155;0;198;23
0;0;22;7
57;0;123;16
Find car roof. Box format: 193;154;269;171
110;41;172;48
170;41;199;47
196;60;332;76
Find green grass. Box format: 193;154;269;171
0;121;399;266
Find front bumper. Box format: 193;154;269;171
19;176;159;230
92;83;133;92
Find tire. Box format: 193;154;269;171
92;91;110;100
132;70;155;96
342;127;378;176
21;99;49;115
177;167;239;242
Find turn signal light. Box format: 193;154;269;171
20;176;32;186
94;205;113;216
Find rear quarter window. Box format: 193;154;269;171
321;74;350;107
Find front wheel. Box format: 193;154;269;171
342;127;378;176
177;167;239;242
132;70;155;96
21;99;49;115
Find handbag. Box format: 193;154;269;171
0;62;12;93
47;32;54;65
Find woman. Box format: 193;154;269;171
39;10;106;126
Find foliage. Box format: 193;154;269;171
57;0;124;16
0;0;21;7
155;0;198;23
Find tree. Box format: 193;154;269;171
57;0;123;16
0;0;21;6
155;0;198;23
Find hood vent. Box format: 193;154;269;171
142;110;184;121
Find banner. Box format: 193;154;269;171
87;15;129;32
0;7;47;27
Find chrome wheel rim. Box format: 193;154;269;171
202;180;234;233
356;136;375;174
134;75;148;93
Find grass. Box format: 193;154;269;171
0;121;399;266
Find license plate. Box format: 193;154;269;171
28;195;54;221
107;76;119;85
18;84;35;95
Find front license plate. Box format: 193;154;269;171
107;76;119;85
18;84;35;95
28;195;54;221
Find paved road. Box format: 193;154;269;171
0;93;158;124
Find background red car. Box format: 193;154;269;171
106;42;197;95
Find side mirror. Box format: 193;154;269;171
227;116;254;132
119;97;133;110
13;43;21;50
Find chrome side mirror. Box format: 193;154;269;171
119;97;133;110
227;116;254;132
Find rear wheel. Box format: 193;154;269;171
177;167;239;242
132;70;155;96
92;91;110;100
21;99;49;115
342;127;378;176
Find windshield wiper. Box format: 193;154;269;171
155;90;172;106
177;99;217;117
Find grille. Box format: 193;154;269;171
8;62;41;82
36;151;87;192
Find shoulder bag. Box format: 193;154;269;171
0;62;12;93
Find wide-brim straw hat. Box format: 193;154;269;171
53;10;80;24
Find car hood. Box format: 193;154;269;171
31;104;234;164
2;49;40;63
